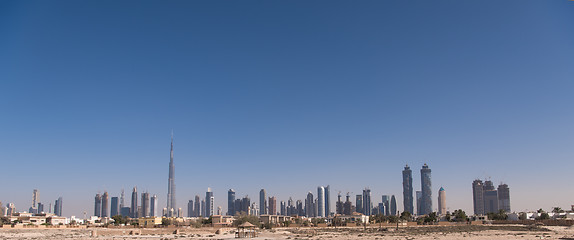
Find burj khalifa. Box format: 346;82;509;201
166;132;176;217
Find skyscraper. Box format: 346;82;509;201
438;187;446;215
472;179;485;215
325;185;331;217
194;195;200;217
111;197;119;217
336;192;343;214
131;187;138;218
390;195;397;216
32;189;39;208
120;189;125;209
54;197;62;216
402;165;414;214
205;188;214;217
141;192;150;217
101;192;109;217
187;200;194;217
305;192;314;217
420;164;432;215
280;200;286;216
498;184;511;212
416;191;422;215
268;196;277;215
228;189;236;216
150;195;158;217
166;132;176;217
94;194;102;217
363;188;372;216
382;195;390;216
259;189;267;215
355;194;363;214
483;180;498;214
317;186;325;217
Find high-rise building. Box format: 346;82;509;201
355;194;363;214
131;187;138;218
382;195;390;216
305;192;314;217
317;186;325;217
336;193;343;215
54;197;63;216
390;195;397;216
111;197;119;217
7;203;16;216
416;191;422;215
166;133;176;217
325;185;331;217
483;180;498;214
438;187;446;215
296;200;304;216
280;201;286;216
420;164;432;215
120;207;130;217
268;196;277;215
141;192;150;217
472;179;485;215
259;189;267;215
194;195;201;217
120;189;125;208
498;184;511;212
200;199;206;217
228;189;236;216
191;200;198;217
32;189;39;208
205;188;214;217
102;192;109;217
343;194;352;215
362;188;372;216
94;194;102;217
150;195;158;217
402;165;414;214
37;203;44;213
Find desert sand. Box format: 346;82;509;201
0;225;573;239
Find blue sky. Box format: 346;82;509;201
1;1;573;217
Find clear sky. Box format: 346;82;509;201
1;1;573;217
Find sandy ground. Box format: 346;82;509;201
0;225;573;239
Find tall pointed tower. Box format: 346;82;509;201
166;131;176;216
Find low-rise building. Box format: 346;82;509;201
139;217;162;227
211;215;234;227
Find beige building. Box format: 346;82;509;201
438;187;446;215
259;215;293;226
138;217;162;227
211;215;234;227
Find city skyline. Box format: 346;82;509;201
2;0;574;218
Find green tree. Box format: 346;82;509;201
232;212;260;227
111;215;128;225
445;211;452;222
536;212;550;220
552;207;564;213
487;209;508;220
400;211;412;221
453;209;467;222
423;212;438;224
161;218;172;226
388;215;399;223
518;212;527;220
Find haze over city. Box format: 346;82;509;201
1;0;573;219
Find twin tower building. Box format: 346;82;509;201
402;164;441;216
